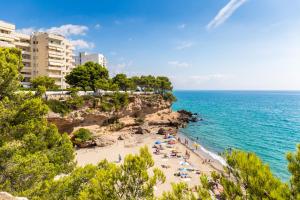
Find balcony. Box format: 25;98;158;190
22;58;31;63
0;32;14;42
15;41;31;47
49;58;64;64
48;74;62;78
49;51;64;57
21;50;31;55
48;42;64;50
48;66;62;71
0;41;15;47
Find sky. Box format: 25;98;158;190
1;0;300;90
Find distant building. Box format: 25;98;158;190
0;20;75;89
75;52;107;67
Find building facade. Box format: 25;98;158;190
75;52;107;67
31;33;75;89
0;20;75;89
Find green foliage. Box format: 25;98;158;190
287;144;300;199
0;50;75;195
46;99;71;116
73;128;93;143
66;62;109;92
27;146;165;200
30;76;58;90
155;76;173;94
100;101;113;112
35;85;46;97
112;73;135;91
160;182;195;200
0;47;23;99
46;94;84;116
66;95;84;110
80;146;165;200
223;150;291;199
25;164;99;200
0;94;75;194
110;92;129;110
163;92;177;102
99;92;129;112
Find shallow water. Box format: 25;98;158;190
172;91;300;181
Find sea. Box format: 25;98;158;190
172;91;300;181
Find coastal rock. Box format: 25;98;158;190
74;140;96;148
177;109;200;123
135;126;151;134
95;136;116;147
157;128;166;135
0;192;27;200
47;94;172;134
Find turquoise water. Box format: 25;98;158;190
172;91;300;181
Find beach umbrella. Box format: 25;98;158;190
169;138;177;141
179;168;188;172
155;140;161;144
180;161;190;166
168;135;175;139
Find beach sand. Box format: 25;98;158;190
76;132;224;196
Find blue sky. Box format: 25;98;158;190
1;0;300;90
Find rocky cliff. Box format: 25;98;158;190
47;94;172;134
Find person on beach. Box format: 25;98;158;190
118;154;122;163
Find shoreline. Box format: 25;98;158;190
177;131;227;168
76;126;224;196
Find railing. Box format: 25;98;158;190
0;32;14;41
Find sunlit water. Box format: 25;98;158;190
172;91;300;181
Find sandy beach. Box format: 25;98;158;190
76;131;224;196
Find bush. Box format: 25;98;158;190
163;92;176;102
73;128;93;143
110;92;129;110
46;99;70;116
66;96;84;110
100;101;113;112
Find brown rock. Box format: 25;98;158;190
0;192;27;200
157;128;166;135
95;136;116;147
135;126;151;134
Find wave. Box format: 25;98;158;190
178;132;227;166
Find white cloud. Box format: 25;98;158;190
177;24;186;29
175;41;195;50
95;24;102;30
17;24;89;37
45;24;88;37
168;61;189;68
70;39;95;49
207;0;248;30
17;27;36;35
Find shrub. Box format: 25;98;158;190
163;92;177;102
110;92;129;110
46;99;70;116
66;96;84;110
100;101;113;112
73;128;93;143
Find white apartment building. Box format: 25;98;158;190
31;32;75;89
75;52;107;67
14;32;32;86
0;20;75;89
0;20;15;48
